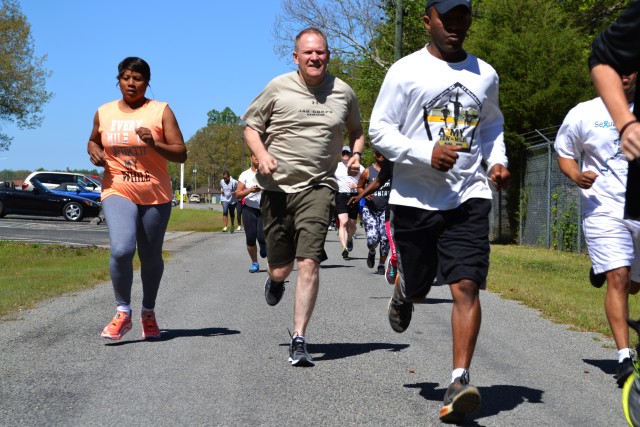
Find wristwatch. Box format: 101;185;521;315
352;151;362;158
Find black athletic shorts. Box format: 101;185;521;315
390;198;491;300
335;192;359;219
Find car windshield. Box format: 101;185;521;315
55;182;87;192
31;179;51;193
82;176;102;190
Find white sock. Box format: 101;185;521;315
451;368;468;384
116;305;131;315
618;348;633;363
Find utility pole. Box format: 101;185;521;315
395;0;403;61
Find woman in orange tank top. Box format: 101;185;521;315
87;57;187;341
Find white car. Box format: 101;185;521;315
189;194;201;203
22;171;102;193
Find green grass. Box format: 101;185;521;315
489;245;640;339
0;208;223;317
0;242;113;316
167;208;224;232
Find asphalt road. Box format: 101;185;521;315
0;227;630;426
0;216;111;247
0;203;212;247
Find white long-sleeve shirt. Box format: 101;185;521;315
369;47;508;211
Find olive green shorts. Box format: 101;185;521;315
261;186;334;267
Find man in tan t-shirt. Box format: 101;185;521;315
242;27;365;367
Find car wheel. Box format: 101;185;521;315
0;200;4;217
63;201;84;221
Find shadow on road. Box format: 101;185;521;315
104;327;240;346
405;382;544;424
278;341;410;361
321;264;356;269
280;343;409;361
583;358;617;376
368;296;453;305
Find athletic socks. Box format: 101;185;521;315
117;305;131;315
618;348;633;363
451;368;468;384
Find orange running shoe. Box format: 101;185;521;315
101;311;132;340
141;311;161;339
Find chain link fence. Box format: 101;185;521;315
518;126;586;253
489;187;510;243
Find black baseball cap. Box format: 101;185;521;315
425;0;471;14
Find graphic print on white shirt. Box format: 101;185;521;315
423;82;481;153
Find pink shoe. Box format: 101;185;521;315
101;311;132;340
141;311;161;339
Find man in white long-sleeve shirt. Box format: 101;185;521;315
368;0;510;423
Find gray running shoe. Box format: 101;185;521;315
264;277;285;306
439;374;481;423
387;289;413;333
288;336;315;367
367;250;375;268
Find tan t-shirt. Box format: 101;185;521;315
242;72;362;193
98;99;172;205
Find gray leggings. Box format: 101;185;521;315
102;195;171;310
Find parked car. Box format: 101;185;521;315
88;175;103;184
22;171;102;193
189;194;201;203
49;182;101;203
0;179;102;221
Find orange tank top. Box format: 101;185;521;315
98;99;172;205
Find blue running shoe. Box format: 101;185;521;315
259;245;267;259
249;262;259;273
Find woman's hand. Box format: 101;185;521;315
88;140;105;167
136;126;156;148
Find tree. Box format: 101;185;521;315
337;1;426;123
467;0;594;135
173;107;247;192
274;0;388;69
557;0;633;36
0;0;52;151
207;106;241;127
177;121;245;191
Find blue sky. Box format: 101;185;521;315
2;0;293;172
